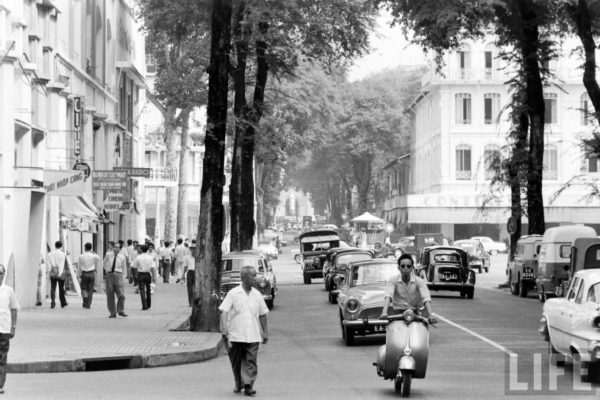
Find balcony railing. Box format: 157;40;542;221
149;167;178;182
456;170;472;180
422;68;508;86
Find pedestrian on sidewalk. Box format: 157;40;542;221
104;241;128;318
47;241;68;309
77;242;100;309
125;239;136;284
173;238;187;284
158;240;172;283
147;243;159;294
133;245;155;310
0;264;19;395
219;266;269;397
183;244;196;306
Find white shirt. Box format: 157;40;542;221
104;251;126;273
134;253;155;273
174;245;187;265
77;252;100;272
158;247;172;261
0;284;20;334
185;254;195;271
47;249;66;276
219;285;269;343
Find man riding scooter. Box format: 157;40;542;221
375;253;437;397
379;254;436;324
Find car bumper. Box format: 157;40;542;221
342;318;389;334
261;294;273;301
303;269;323;278
427;282;474;291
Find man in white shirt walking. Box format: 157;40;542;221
47;241;68;309
158;241;173;283
183;242;196;306
133;245;156;310
219;266;269;397
0;264;19;394
104;241;128;318
173;238;187;284
77;242;100;309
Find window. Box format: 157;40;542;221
144;151;151;168
484;93;501;124
575;280;585;304
484;145;501;180
567;277;580;301
455;94;472;124
485;51;493;76
457;49;471;78
581;93;592;126
584;145;600;173
544;93;557;124
456;145;472;180
543;146;558;180
588;283;600;303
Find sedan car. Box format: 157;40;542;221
417;246;476;298
470;236;507;255
221;251;277;309
453;239;490;273
540;269;600;381
337;260;399;345
327;249;374;304
257;242;278;260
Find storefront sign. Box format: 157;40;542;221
73;162;91;181
92;170;127;190
44;170;85;196
114;167;151;178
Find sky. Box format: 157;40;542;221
347;12;428;82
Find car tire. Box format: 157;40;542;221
467;287;474;299
343;326;355;346
478;266;482;274
484;267;489;273
266;299;274;310
548;341;565;367
574;352;599;382
509;273;519;296
303;275;311;284
460;289;467;298
519;279;528;298
328;291;337;304
294;254;301;264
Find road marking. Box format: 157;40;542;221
433;313;517;356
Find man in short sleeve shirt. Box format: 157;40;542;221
219;266;269;397
380;253;436;323
0;264;19;394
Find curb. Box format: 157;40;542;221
8;335;223;373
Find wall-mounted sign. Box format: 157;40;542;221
114;167;151;178
44;170;85;196
92;170;127;190
73;161;91;181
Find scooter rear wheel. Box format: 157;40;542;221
401;370;412;397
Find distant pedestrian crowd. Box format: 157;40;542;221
44;236;197;318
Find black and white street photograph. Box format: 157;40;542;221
1;0;600;399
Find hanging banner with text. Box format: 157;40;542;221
91;170;128;190
44;170;85;196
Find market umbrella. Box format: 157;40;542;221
350;212;385;224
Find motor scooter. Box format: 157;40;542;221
373;309;431;397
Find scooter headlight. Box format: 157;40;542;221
346;298;360;313
402;309;416;322
404;347;412;356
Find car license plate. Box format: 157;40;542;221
372;325;387;333
445;274;457;280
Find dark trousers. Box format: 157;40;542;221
50;277;67;307
186;269;195;306
228;342;259;391
0;334;9;389
80;271;96;308
170;259;176;276
160;260;171;283
106;272;125;315
130;268;138;285
138;272;152;309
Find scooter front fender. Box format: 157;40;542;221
399;355;415;371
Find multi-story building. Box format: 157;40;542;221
0;0;147;306
274;189;315;226
383;38;600;242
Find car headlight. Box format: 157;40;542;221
346;298;360;313
258;278;267;288
592;316;600;329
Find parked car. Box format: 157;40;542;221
540;269;600;381
257;242;278;260
299;230;340;284
469;236;506;255
293;249;302;264
221;251;278;309
327;249;374;304
555;237;600;297
395;236;416;255
337;259;399;345
279;236;288;247
417;246;476;298
453;239;490;273
506;235;543;297
536;225;597;302
322;247;360;291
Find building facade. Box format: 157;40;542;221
383;38;600;242
0;0;147;307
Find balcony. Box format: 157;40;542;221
144;167;179;187
421;68;508;87
456;170;472;180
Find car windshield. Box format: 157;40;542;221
433;253;461;262
351;264;398;286
303;242;334;252
222;258;264;273
337;253;372;266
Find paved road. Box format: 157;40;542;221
5;246;598;399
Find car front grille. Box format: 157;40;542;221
220;282;239;297
358;306;384;320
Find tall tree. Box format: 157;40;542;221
228;0;376;251
190;0;233;331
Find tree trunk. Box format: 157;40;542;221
569;0;600;124
190;0;231;332
342;175;353;220
176;109;192;238
509;109;528;262
352;156;372;214
520;1;545;235
164;107;179;243
229;1;251;252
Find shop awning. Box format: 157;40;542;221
60;195;99;220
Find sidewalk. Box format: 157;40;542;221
8;278;222;373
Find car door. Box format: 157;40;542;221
557;277;583;353
569;279;597;353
